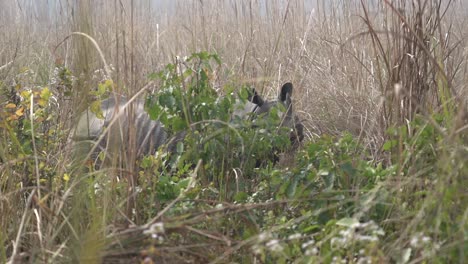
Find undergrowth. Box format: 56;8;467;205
0;0;466;263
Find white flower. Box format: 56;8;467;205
288;233;302;240
301;239;315;249
305;247;319;256
266;239;283;252
144;222;165;236
421;236;431;244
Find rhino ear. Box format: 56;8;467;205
249;88;264;106
280;82;293;102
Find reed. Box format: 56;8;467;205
0;0;466;262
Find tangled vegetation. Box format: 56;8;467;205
0;0;467;263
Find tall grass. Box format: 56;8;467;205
0;0;466;262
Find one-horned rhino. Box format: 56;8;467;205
73;82;303;164
73;95;169;164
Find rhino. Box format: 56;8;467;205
73;82;303;165
73;96;168;162
234;82;304;147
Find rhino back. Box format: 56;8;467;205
74;96;168;158
133;102;167;156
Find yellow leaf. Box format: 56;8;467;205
15;107;24;117
38;99;47;107
8;114;19;120
20;90;31;99
104;79;114;88
40;87;51;100
97;83;106;95
97;80;114;95
5;103;16;109
63;173;70;182
90;101;104;119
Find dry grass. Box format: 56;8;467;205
1;0;466;140
0;0;467;263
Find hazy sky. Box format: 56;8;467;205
4;0;466;26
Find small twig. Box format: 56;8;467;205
8;189;36;264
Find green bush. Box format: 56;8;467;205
140;52;293;201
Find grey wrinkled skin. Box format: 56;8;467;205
73;82;303;163
73;96;168;162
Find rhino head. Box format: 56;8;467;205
234;82;304;148
230;82;304;167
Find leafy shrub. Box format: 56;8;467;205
238;114;466;263
140;52;293;201
1;66;71;187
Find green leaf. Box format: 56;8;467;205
176;142;184;154
97;83;106;96
178;178;190;189
147;72;159;80
319;170;334;190
302;224;321;233
140;156;153;169
336;217;359;227
90;101;104;119
382;140;397;151
340;162;355;177
233;192;248;202
287;177;298;198
159;93;176;109
40;87;51;101
183;68;193;79
172;116;187;131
